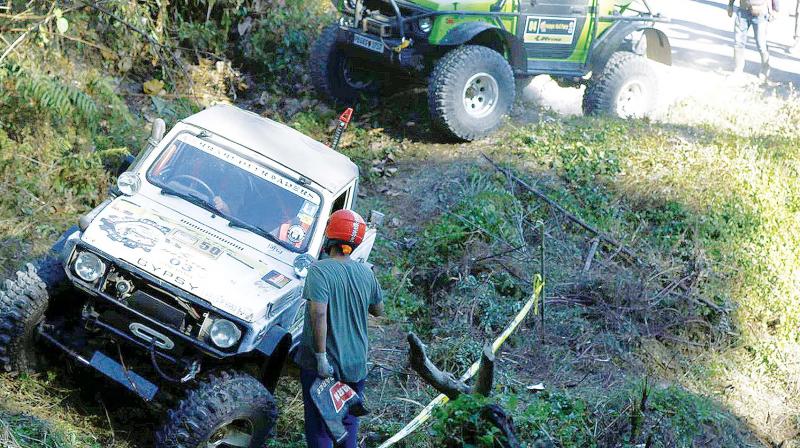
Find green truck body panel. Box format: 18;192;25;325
413;0;630;64
332;0;666;75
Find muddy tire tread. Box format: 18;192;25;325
428;45;515;141
582;51;657;117
0;262;51;372
155;370;278;448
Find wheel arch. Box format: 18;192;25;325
590;22;672;71
438;22;526;72
253;326;292;393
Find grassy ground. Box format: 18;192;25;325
2;1;800;447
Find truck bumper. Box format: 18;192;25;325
36;317;174;402
335;25;426;72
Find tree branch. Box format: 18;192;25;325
407;332;470;400
472;346;495;397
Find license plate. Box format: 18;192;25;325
353;34;384;53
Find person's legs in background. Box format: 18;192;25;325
751;14;770;78
733;8;752;73
791;0;800;53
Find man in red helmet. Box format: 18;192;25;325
298;209;384;448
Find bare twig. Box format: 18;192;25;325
582;237;600;275
482;153;638;262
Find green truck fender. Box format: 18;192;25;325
589;21;672;72
437;22;527;72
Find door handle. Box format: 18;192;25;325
530;0;537;5
571;6;587;13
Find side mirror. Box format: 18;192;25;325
368;210;385;228
149;118;166;148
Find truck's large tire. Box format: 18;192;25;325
428;45;515;141
156;371;278;448
582;51;658;118
0;259;61;372
310;23;381;103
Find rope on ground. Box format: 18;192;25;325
376;274;545;448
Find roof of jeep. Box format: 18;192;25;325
181;104;358;193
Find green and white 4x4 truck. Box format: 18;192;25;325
311;0;672;140
0;105;380;447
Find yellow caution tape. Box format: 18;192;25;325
376;274;544;448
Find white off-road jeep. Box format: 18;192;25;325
0;104;380;447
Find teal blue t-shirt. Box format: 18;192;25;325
298;258;383;382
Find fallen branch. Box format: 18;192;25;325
482;153;638;262
407;333;470;400
406;333;520;447
473;346;495;397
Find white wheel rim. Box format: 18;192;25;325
462;73;499;119
615;80;648;118
206;419;254;448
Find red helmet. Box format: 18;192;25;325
325;210;367;253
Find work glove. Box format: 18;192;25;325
727;4;734;17
315;352;334;379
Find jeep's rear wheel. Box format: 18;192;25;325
0;259;62;372
428;45;515;141
156;371;277;448
311;23;380;103
582;51;658;118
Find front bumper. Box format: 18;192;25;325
335;24;427;72
37;317;170;401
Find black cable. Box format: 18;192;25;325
149;342;182;383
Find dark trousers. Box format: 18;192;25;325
301;369;365;448
734;8;770;65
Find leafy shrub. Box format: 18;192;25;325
246;1;332;83
415;188;523;267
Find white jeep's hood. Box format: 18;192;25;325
81;196;302;322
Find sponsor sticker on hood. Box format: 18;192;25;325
82;197;300;322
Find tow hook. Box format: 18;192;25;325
181;360;201;383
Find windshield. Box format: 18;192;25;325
146;133;321;252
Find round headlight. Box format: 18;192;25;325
117;172;141;196
419;17;433;33
210;319;242;349
293;254;315;278
74;252;106;282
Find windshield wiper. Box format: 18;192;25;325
160;186;224;217
226;218;289;249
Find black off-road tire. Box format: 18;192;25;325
582;51;658;118
310;23;381;103
0;259;62;372
156;371;278;448
428;45;515;141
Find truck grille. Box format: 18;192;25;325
128;291;186;329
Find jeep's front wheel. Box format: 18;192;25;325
428;45;515;141
582;51;658;118
311;23;380;103
156;371;277;448
0;259;61;372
